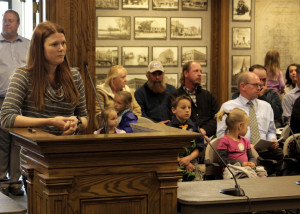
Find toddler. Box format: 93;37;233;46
114;91;138;133
216;108;267;178
95;107;125;134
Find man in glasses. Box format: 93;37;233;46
0;10;30;196
232;65;283;128
217;71;283;175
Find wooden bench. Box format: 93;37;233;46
0;192;26;214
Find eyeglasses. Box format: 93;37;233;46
246;83;262;88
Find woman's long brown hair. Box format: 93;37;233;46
24;21;79;110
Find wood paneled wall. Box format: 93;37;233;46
42;0;229;132
43;0;96;133
210;0;230;106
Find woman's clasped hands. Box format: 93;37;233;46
51;116;79;135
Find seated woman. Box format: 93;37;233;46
0;21;88;135
95;65;141;129
285;63;298;94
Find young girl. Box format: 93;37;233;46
264;50;285;94
216;108;267;178
114;91;138;133
94;108;125;134
167;95;204;180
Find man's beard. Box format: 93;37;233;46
147;80;166;93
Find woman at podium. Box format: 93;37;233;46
0;21;88;135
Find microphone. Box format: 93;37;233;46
201;131;245;196
83;61;108;134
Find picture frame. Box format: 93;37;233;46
182;0;208;11
122;46;149;66
126;74;147;91
232;0;251;21
97;16;131;40
164;73;178;88
96;46;118;67
181;46;207;66
201;72;207;90
170;17;202;39
96;73;107;86
232;27;251;49
122;0;149;9
152;0;179;10
96;0;119;9
152;46;178;66
126;73;178;90
134;17;167;39
232;55;251;85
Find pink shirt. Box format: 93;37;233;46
217;135;251;163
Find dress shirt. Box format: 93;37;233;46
216;95;277;142
282;84;300;121
0;34;30;96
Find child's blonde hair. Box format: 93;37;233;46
264;49;280;80
215;108;249;134
115;91;132;108
99;107;116;128
171;95;192;109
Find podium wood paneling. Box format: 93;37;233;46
9;124;199;214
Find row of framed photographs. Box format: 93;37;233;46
97;17;202;40
96;72;208;90
96;46;207;67
96;0;208;11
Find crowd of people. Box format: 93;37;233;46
1;10;300;197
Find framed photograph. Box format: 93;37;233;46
96;0;119;9
127;74;147;91
122;0;149;9
201;72;207;90
232;27;251;49
152;0;178;10
182;0;208;11
181;46;207;66
170;17;202;39
96;46;118;67
97;16;131;40
232;0;251;21
134;17;167;39
122;47;149;66
96;73;107;85
152;46;178;66
232;55;251;85
164;73;178;88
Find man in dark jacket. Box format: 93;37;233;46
167;61;220;137
135;61;176;122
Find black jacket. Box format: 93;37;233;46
167;85;220;137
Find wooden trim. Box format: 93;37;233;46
210;0;230;106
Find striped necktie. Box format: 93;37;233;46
248;101;260;145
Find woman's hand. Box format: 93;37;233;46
50;116;78;135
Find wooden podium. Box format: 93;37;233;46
9;123;200;214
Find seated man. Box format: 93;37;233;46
232;65;283;128
134;61;176;123
282;64;300;123
217;72;283;175
167;61;219;137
